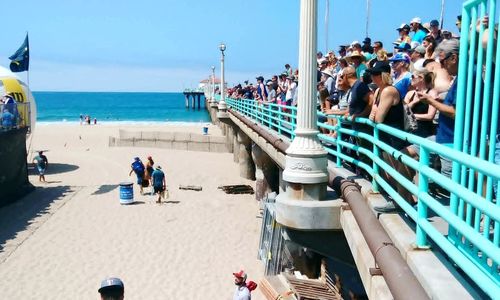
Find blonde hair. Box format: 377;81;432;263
414;68;435;89
381;72;393;85
376;50;388;61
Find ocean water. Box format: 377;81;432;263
33;92;210;124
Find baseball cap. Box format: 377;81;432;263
430;19;439;27
389;53;411;64
396;43;411;51
396;23;410;31
363;37;371;44
98;277;124;293
411;45;426;55
233;270;247;280
366;61;391;75
410;17;422;24
256;76;264;81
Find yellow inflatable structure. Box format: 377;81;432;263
0;66;36;135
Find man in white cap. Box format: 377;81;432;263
410;17;427;44
98;277;124;300
151;165;166;204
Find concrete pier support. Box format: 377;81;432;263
252;144;279;201
237;130;255;180
275;0;336;230
232;127;240;163
185;95;189;108
226;125;234;153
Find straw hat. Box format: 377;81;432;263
346;50;366;63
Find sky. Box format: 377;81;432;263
0;0;465;92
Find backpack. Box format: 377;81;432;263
246;281;258;292
403;103;418;133
403;92;418;133
132;161;145;174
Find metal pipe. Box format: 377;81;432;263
330;176;430;300
229;109;289;154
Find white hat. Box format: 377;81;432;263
321;69;334;77
350;40;360;47
410;17;422;24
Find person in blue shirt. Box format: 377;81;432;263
129;157;145;194
1;109;15;129
389;53;412;100
151;165;166;204
409;17;428;45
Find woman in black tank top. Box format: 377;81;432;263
368;67;406;150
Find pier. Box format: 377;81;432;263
183;88;205;110
200;0;500;298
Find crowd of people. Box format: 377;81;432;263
224;14;499;213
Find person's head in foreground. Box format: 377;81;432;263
437;39;459;76
233;270;247;286
98;277;124;300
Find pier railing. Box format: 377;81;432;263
217;94;500;297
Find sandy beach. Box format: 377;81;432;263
0;123;265;299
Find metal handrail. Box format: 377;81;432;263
219;95;499;297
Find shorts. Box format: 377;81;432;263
37;166;45;175
408;135;452;178
154;186;165;194
135;172;144;184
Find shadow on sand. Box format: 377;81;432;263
0;185;72;255
28;163;79;176
92;184;119;195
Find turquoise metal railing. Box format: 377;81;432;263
221;97;499;297
211;2;500;296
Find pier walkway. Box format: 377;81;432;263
204;1;500;298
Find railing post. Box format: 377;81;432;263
372;125;380;193
416;147;430;248
336;116;342;167
278;105;282;135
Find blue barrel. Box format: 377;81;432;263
203;126;208;135
119;182;134;204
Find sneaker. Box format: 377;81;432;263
374;201;397;213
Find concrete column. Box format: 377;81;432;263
191;95;195;109
280;0;327;201
252;144;269;201
226;125;234;153
252;144;279;201
185;95;189;108
233;127;240;163
237;130;255;180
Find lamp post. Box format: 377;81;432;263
211;65;215;104
218;43;227;112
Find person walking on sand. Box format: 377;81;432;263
129;157;145;195
98;277;124;300
144;155;155;190
32;151;48;182
151;165;166;204
233;270;251;300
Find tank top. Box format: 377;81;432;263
375;87;406;149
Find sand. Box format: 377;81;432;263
0;123;265;299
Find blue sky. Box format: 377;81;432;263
0;0;464;92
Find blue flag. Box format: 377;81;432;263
9;34;29;72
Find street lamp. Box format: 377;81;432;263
211;65;215;104
218;42;227;112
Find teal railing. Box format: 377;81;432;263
212;1;500;296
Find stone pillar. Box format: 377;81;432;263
226;125;234;153
233;127;240;163
252;144;279;201
185;95;189;108
237;130;255;180
278;0;328;202
191;95;195;110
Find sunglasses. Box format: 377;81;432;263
411;75;423;79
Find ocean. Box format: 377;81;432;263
33;92;211;124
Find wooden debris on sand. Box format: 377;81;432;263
179;185;202;191
218;184;254;195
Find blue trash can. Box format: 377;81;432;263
203;126;208;135
119;182;134;204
